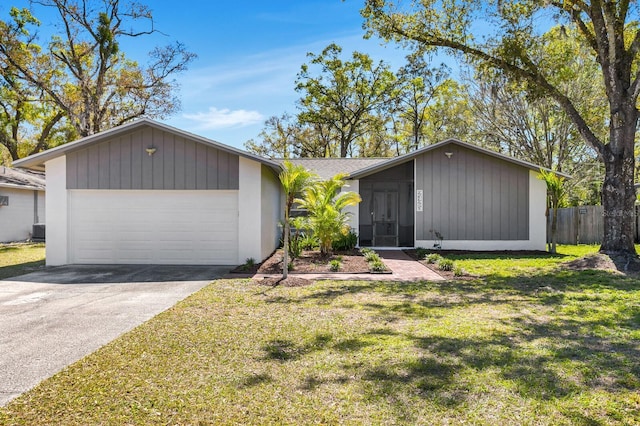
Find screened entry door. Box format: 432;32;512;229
372;191;399;246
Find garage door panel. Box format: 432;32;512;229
69;190;238;265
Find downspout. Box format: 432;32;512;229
33;190;39;224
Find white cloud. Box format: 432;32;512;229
183;107;264;129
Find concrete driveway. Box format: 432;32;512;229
0;264;229;406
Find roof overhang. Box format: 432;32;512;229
13;118;282;172
348;138;572;180
0;182;44;191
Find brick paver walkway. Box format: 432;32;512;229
247;249;444;282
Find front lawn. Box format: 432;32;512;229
1;245;639;424
0;243;45;280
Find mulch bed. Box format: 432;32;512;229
404;249;475;280
231;249;372;275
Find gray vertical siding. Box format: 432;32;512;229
415;145;529;241
66;126;240;190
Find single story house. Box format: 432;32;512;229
0;167;46;243
14;118;564;266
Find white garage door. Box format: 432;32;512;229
69;190;238;265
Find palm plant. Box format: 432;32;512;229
279;161;315;278
539;169;567;254
296;173;361;255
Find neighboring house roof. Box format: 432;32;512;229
0;167;45;190
283;158;388;180
348;138;572;179
13;118;282;171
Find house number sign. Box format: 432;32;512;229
416;190;423;212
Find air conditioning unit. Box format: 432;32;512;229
32;223;45;242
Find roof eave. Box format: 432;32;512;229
349;138;572;179
13;118;282;171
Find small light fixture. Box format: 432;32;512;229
444;152;453;158
146;147;157;156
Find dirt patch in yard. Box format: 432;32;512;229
255;277;313;287
231;249;372;275
563;253;640;275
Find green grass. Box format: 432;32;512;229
1;244;639;424
0;243;45;280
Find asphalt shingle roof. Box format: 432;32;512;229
0;167;46;190
281;158;389;180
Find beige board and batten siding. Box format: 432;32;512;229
65;126;239;190
415;144;529;241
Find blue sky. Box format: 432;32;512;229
3;1;415;149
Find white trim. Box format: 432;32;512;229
238;157;263;264
415;240;544;251
45;156;68;265
344;179;359;234
529;170;547;251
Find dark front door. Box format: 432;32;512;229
372;190;399;246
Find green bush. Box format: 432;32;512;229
289;236;304;259
425;253;443;264
453;265;465;276
360;247;373;255
438;258;454;271
300;234;319;250
415;247;429;259
239;258;256;271
369;259;386;272
332;230;358;251
329;259;342;272
364;251;380;262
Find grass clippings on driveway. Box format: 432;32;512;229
0;243;45;280
1;245;639;425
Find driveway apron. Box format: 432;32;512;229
0;265;228;406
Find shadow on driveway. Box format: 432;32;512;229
5;264;232;284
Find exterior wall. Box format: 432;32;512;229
344;179;359;235
0;188;45;242
238;157;263;264
66;126;239;190
45;156;68;265
260;166;281;261
36;190;45;225
528;170;547;250
415;144;529;242
415;170;546;251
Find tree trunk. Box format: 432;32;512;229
283;217;289;279
599;116;637;255
551;202;558;254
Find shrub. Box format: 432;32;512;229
425;253;443;264
415;247;429;259
289;236;304;259
329;259;342;271
364;251;380;262
453;265;465;277
438;258;454;271
332;230;358;251
239;258;256;271
300;234;319;250
360;247;373;255
369;259;386;272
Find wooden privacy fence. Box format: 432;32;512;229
547;205;640;244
